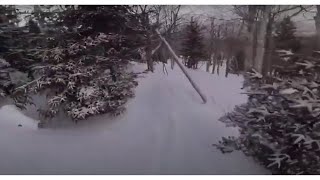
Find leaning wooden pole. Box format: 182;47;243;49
155;29;207;104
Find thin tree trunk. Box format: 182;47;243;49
233;56;239;75
252;21;258;64
209;17;215;71
244;6;257;71
254;6;271;74
211;55;216;74
217;58;220;75
263;14;274;75
171;58;175;69
315;6;320;50
225;58;229;77
146;33;153;72
206;60;210;72
156;29;207;104
142;11;153;72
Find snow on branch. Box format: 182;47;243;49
215;50;320;174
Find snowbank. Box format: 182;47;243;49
0;105;38;129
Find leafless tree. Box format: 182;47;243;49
131;5;183;72
136;5;154;72
255;6;271;73
154;5;182;69
234;5;313;74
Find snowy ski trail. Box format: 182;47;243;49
0;62;269;174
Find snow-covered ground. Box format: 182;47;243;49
0;61;269;174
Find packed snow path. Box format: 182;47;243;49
0;62;268;174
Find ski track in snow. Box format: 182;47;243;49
0;61;269;174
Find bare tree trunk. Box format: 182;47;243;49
209;17;215;55
225;58;230;77
233;56;240;75
146;32;153;72
254;6;271;74
263;14;274;75
211;55;216;74
244;6;257;71
217;58;220;75
206;60;210;72
315;6;320;49
220;53;224;66
170;58;175;69
141;11;154;72
252;20;258;63
156;29;207;104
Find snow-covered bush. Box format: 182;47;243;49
25;33;138;122
0;58;11;97
0;19;62;110
215;50;320;174
0;6;145;123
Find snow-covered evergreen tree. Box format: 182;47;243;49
274;16;301;52
215;51;320;174
181;18;205;69
22;6;141;123
0;5;36;108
